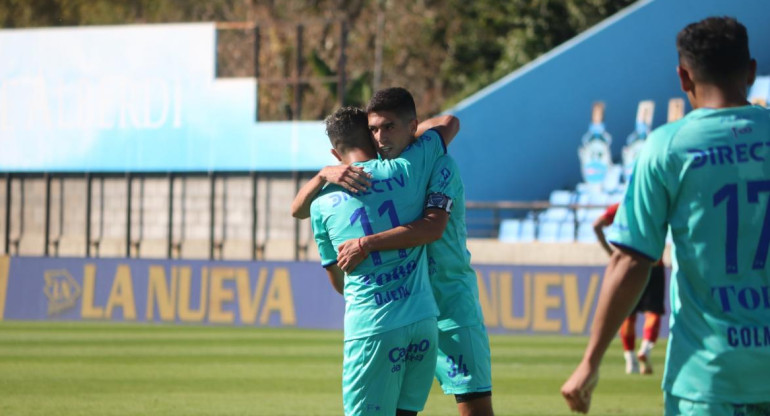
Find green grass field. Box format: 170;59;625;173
0;322;665;415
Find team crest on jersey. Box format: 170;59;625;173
43;269;82;315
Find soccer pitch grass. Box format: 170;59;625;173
0;322;664;415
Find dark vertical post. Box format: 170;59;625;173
295;24;304;120
264;176;271;257
493;208;500;238
221;176;228;247
293;172;301;261
136;176;144;257
254;24;260;122
573;205;579;242
374;11;384;90
167;173;174;259
85;173;92;257
56;178;63;257
126;173;132;258
43;174;51;257
4;174;11;255
209;173;216;260
251;172;258;261
337;20;347;108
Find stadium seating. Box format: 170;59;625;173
498;219;521;242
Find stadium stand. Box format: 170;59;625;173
497;75;770;243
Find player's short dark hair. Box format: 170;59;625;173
676;16;751;85
324;106;371;154
365;87;417;122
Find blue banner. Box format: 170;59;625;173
474;264;668;336
0;23;333;172
0;256;342;327
0;257;669;336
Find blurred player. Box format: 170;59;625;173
562;16;770;415
294;88;494;416
593;202;664;374
310;106;450;416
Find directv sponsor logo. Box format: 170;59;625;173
687;141;766;169
327;175;407;206
360;175;406;195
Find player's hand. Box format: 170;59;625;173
319;165;371;194
561;361;599;414
337;238;369;273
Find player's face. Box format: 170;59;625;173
367;110;415;160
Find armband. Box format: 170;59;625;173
425;192;453;213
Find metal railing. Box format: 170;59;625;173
1;171;310;261
0;172;611;260
465;200;612;239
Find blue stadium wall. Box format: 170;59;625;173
450;0;770;202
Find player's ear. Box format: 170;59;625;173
331;148;342;162
409;118;418;136
676;65;694;93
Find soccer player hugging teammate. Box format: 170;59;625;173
562;16;770;415
308;105;450;416
295;87;494;416
342;88;494;416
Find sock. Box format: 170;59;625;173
642;312;661;344
639;340;655;357
619;314;637;352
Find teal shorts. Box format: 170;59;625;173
665;392;770;416
342;317;438;415
434;324;492;395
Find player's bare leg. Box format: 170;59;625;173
456;393;494;416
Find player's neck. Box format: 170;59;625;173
690;83;750;110
340;148;376;164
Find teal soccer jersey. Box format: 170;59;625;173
607;105;770;403
425;155;484;331
311;130;445;341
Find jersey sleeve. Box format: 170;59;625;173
427;155;456;199
421;128;448;159
399;128;448;185
310;201;337;267
607;132;669;261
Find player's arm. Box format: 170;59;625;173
324;265;345;295
415;115;460;146
290;165;372;219
593;215;614;256
337;208;449;272
336;198;451;273
561;246;653;413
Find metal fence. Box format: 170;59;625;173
0;171;308;260
0;172;609;261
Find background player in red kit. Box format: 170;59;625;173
593;202;665;374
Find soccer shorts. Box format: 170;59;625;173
434;324;492;395
665;392;770;416
342;317;438;415
634;264;666;314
